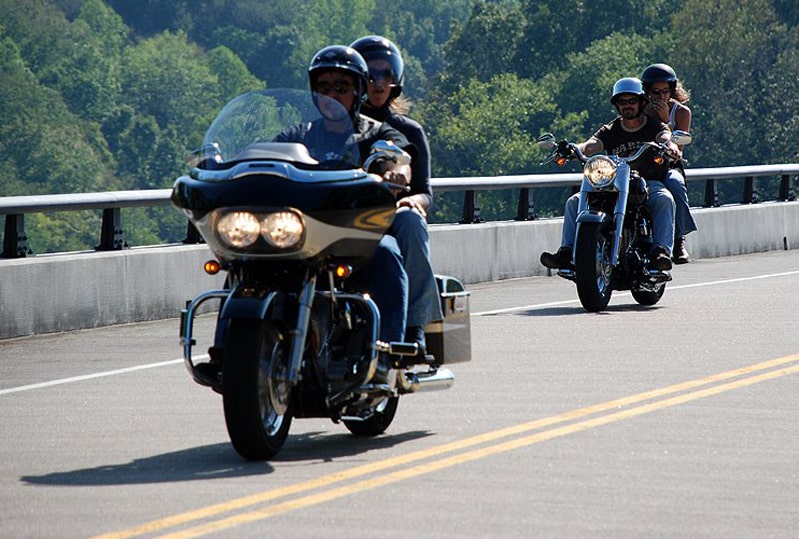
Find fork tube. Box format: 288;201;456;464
610;164;631;266
287;271;317;386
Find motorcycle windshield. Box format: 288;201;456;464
198;89;361;168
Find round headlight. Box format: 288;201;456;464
261;211;304;249
216;211;260;248
584;155;616;189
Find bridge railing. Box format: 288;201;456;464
1;164;797;258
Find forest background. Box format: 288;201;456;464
1;0;798;252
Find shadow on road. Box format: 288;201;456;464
21;430;432;486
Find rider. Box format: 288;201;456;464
540;77;677;272
275;45;416;380
350;35;443;355
641;63;697;264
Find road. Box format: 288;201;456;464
2;250;798;538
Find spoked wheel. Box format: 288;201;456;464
343;396;399;436
222;319;293;460
632;285;666;306
575;222;614;312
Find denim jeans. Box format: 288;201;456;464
560;181;676;254
389;207;443;328
663;168;697;238
364;234;409;343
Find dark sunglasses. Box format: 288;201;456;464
616;97;640;106
368;68;396;84
648;88;671;96
315;81;352;95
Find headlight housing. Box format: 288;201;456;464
584;155;617;189
214;209;305;251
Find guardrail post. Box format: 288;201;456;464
460;190;483;223
742;175;758;204
778;174;796;201
703;179;719;207
96;208;128;251
2;214;33;258
182;221;204;244
516;188;536;221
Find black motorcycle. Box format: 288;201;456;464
538;131;691;312
172;89;470;460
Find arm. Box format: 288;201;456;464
574;136;604;156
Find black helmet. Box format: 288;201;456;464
610;77;647;105
308;45;369;112
641;63;678;96
349;35;405;100
641;63;678;85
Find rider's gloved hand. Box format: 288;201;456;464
557;140;574;158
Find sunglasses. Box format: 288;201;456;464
368;68;396;84
648;88;671;96
315;81;352;95
616;97;640;106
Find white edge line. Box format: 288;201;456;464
5;270;798;395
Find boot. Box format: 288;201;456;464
672;236;690;264
540;247;573;269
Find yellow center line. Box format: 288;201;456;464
92;353;799;539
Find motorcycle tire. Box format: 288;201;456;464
222;318;293;461
575;222;614;312
632;286;665;306
343;396;399;436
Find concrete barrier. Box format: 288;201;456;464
1;201;797;340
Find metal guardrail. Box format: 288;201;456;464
1;165;797;258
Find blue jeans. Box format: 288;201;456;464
663;168;697;238
560;181;676;254
364;235;408;343
389;207;443;328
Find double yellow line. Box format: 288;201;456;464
95;353;799;539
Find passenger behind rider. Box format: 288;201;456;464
641;63;697;264
350;35;443;356
540;77;677;272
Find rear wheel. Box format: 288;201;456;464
632;286;665;306
222;319;293;460
343;396;399;436
575;222;614;312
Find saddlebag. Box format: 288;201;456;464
424;275;471;364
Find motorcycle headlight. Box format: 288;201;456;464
261;211;305;249
216;211;260;248
584;155;617;189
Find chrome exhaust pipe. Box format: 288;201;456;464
403;367;455;393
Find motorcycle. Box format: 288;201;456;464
537;131;692;312
172;89;471;460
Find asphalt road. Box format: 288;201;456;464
2;250;798;538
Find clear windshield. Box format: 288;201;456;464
199;89;359;166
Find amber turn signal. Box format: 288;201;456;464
335;264;352;279
204;260;221;275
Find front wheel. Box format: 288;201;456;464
222;319;293;460
574;222;614;312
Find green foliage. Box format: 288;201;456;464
1;0;798;253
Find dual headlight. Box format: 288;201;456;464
584;155;617;189
215;210;305;250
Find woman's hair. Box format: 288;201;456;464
390;94;411;115
673;80;691;104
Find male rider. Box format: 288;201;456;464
540;77;677;272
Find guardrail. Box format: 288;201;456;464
2;164;797;258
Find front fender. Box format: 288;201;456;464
220;287;278;320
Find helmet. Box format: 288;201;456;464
308;45;369;112
610;77;647;105
349;35;405;100
641;63;678;96
640;63;678;85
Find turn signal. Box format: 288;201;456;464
653;156;665;165
204;260;221;275
555;156;567;167
335;264;352;279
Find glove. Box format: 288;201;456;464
557;140;574;158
